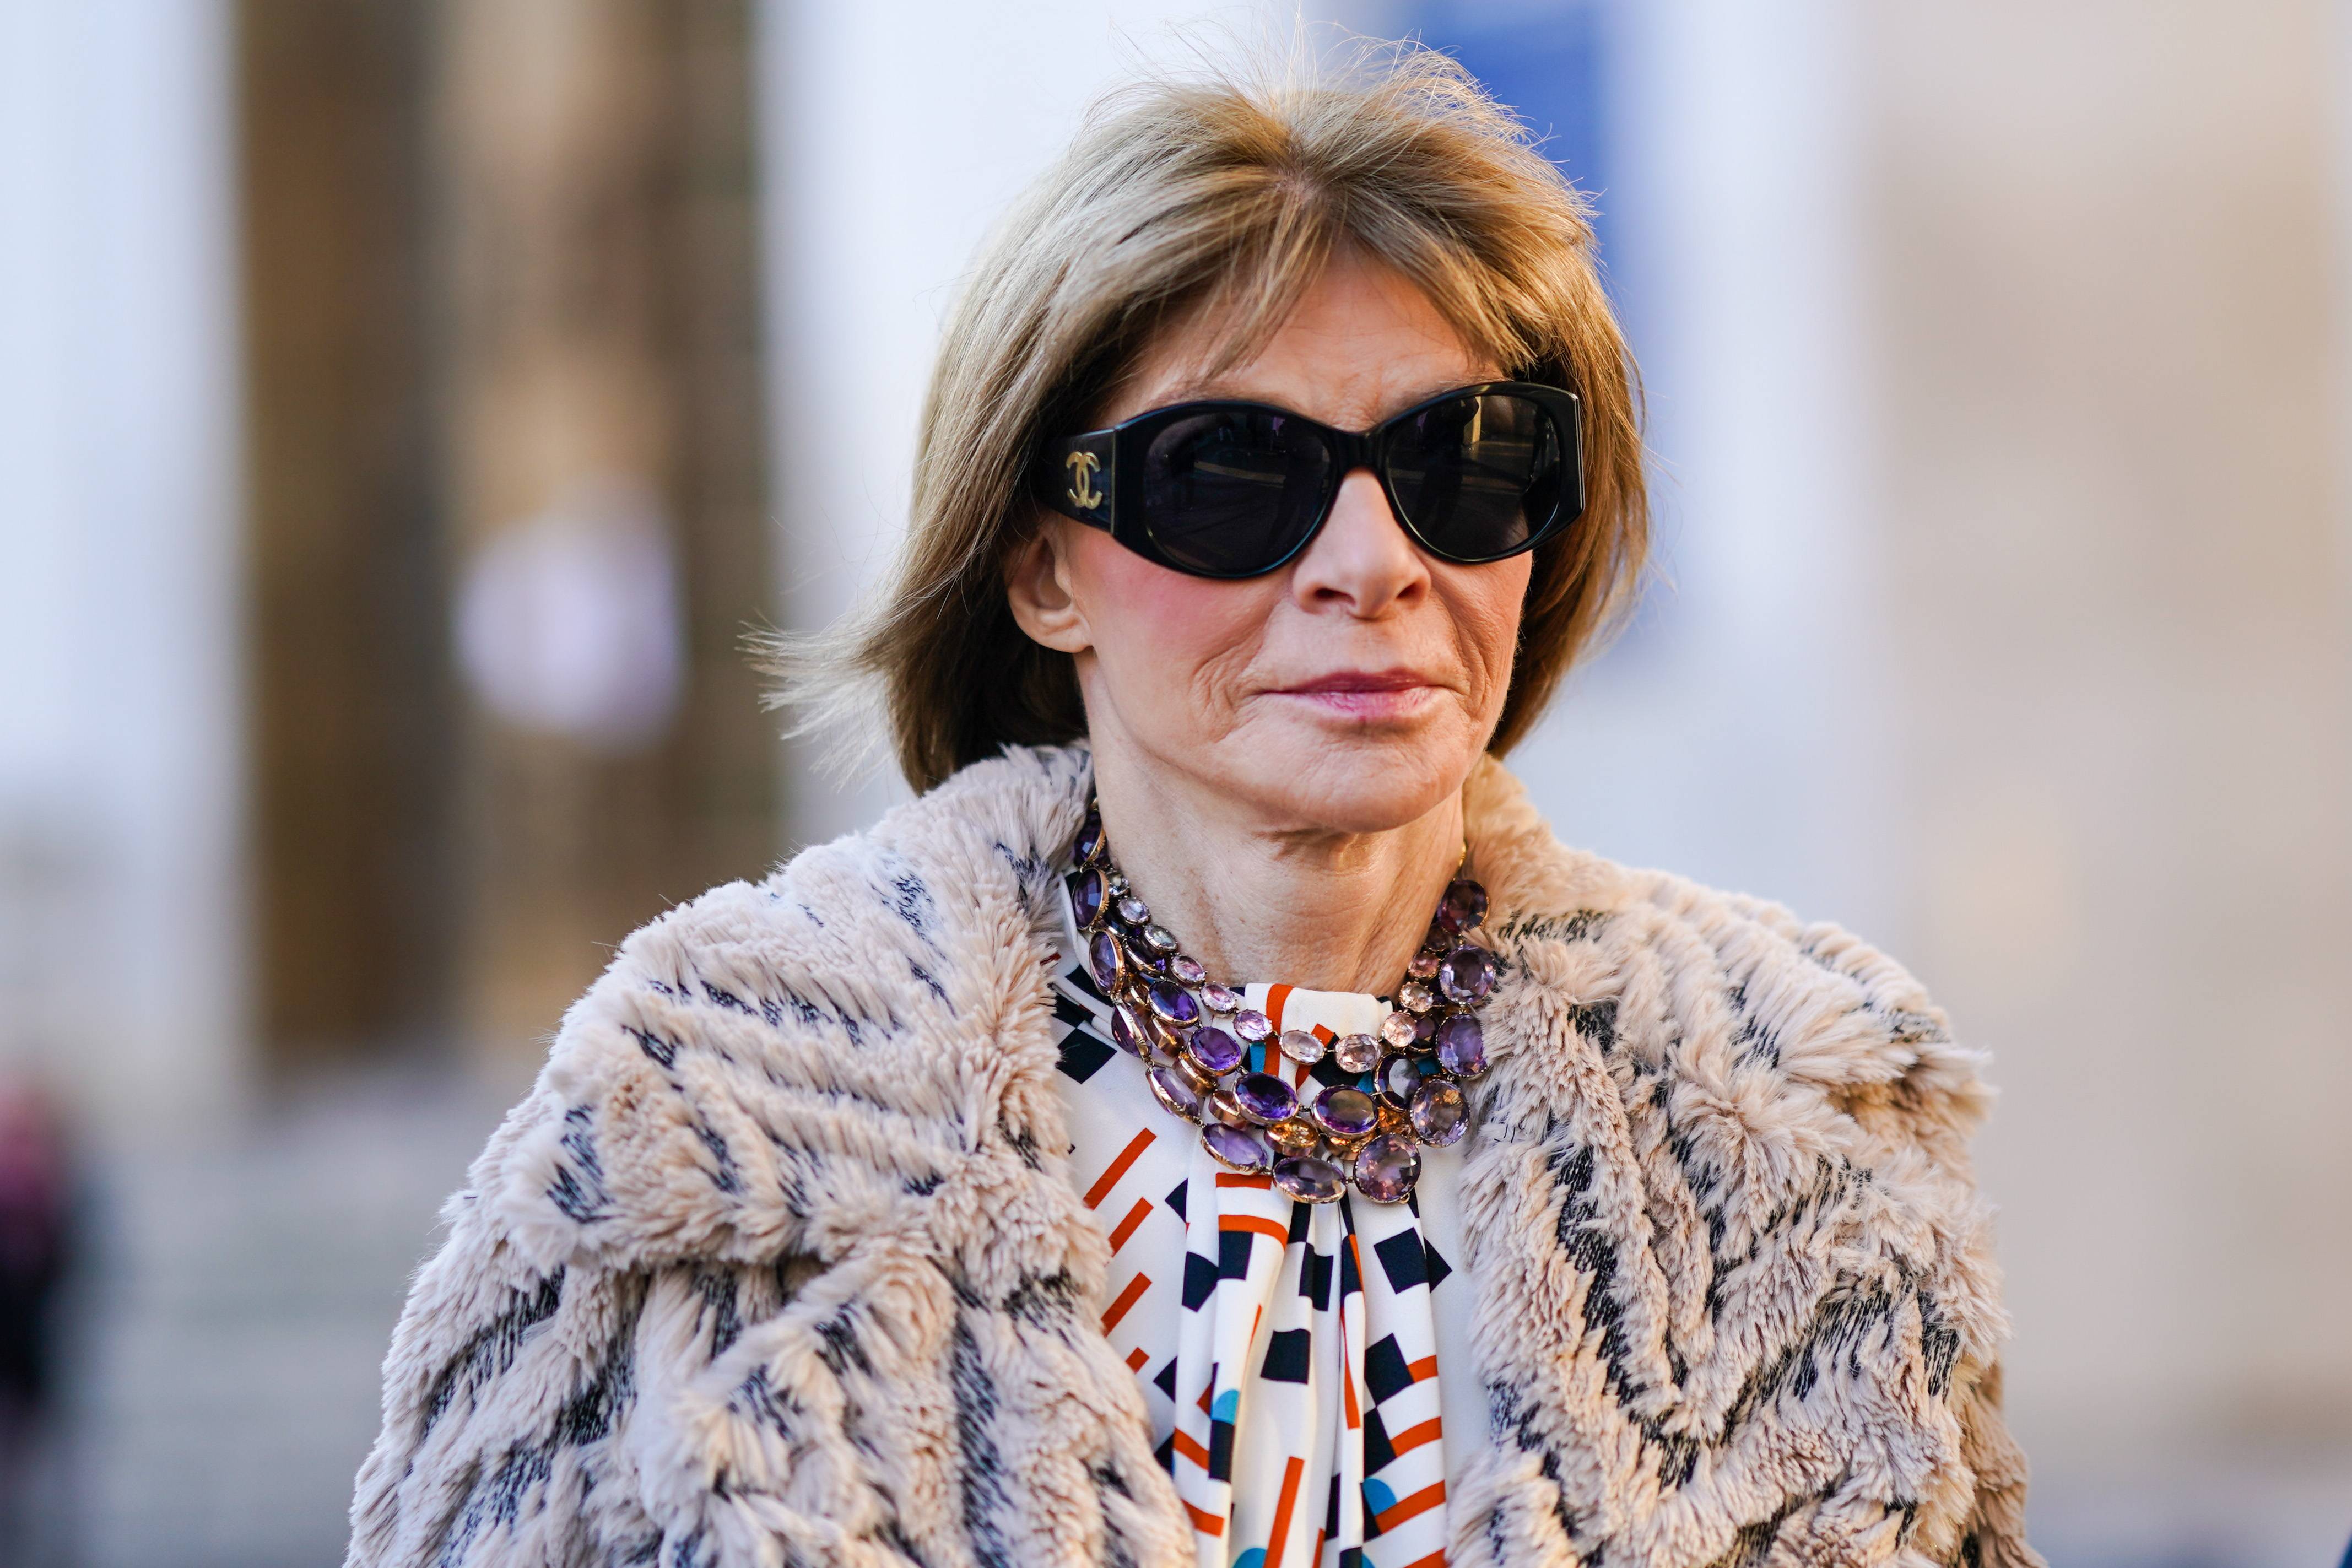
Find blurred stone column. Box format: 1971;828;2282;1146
434;0;777;1064
241;0;447;1070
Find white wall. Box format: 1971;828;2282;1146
1504;0;1894;940
1862;10;2352;1553
0;0;247;1130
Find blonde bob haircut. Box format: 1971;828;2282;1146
771;41;1647;794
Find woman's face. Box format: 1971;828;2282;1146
1008;251;1531;837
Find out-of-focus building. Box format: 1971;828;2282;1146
6;1;782;1560
0;1;2343;1564
244;0;780;1081
1;0;782;1116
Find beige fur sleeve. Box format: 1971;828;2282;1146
345;1186;863;1567
344;1169;663;1566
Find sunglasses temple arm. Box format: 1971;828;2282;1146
1032;431;1116;530
1569;393;1588;519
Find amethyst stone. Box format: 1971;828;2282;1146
1351;1132;1421;1204
1435;1012;1488;1076
1381;1053;1430;1105
1379;1011;1419;1050
1109;1004;1149;1058
1147;1066;1205;1121
1332;1032;1381;1074
1409;1079;1468;1145
1413;1011;1437;1043
1086;930;1125;991
1437;944;1495;1003
1070;868;1105;927
1231;1008;1273;1043
1186;1025;1245;1075
1147;980;1201;1026
1407;950;1440;980
1437;877;1488;935
1116;895;1150;926
1396;980;1434;1014
1308;1085;1378;1140
1169;955;1207;986
1073;814;1103;862
1205;1087;1251;1128
1232;1072;1297;1125
1277;1029;1326;1066
1202;983;1241;1014
1139;924;1180;957
1272;1155;1345;1204
1202;1122;1273;1172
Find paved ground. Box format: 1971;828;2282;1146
6;1071;2344;1567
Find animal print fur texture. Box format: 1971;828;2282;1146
347;744;2039;1568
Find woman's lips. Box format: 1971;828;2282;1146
1266;670;1441;721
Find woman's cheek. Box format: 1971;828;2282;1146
1078;536;1266;726
1075;532;1182;658
1456;564;1531;715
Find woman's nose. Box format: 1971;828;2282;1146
1288;469;1430;615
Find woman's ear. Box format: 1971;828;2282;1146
1004;519;1093;653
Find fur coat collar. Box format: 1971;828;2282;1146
349;744;2038;1568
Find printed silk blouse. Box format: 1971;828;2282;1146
1048;886;1483;1568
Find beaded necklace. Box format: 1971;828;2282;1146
1065;799;1496;1204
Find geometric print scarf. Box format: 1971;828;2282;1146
1048;898;1455;1568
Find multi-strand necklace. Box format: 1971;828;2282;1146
1066;799;1496;1205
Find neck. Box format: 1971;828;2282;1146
1088;753;1464;995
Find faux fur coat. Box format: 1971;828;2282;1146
348;744;2039;1568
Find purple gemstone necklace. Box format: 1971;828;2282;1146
1065;798;1496;1205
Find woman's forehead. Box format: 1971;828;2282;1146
1107;254;1505;426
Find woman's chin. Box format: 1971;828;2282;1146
1212;726;1480;836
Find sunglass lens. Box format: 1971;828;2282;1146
1384;393;1566;561
1140;410;1334;576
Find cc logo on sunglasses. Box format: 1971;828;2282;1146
1063;451;1104;510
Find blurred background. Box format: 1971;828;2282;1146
0;0;2346;1563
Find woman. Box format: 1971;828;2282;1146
349;47;2038;1568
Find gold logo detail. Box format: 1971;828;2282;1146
1064;451;1104;510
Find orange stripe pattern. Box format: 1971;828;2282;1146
1263;1456;1306;1568
1107;1197;1152;1253
1376;1480;1447;1533
1100;1272;1150;1335
1083;1126;1155;1210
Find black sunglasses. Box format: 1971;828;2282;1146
1032;380;1585;579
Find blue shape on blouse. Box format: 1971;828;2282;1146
1362;1477;1398;1515
1211;1387;1241;1423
